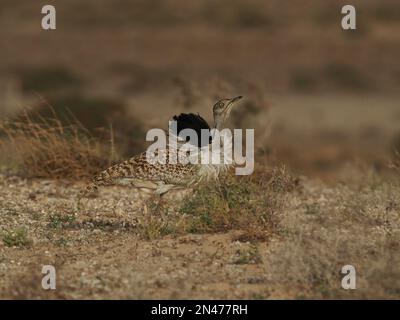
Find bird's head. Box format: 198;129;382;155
212;95;243;130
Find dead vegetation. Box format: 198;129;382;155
264;173;400;299
0;110;115;179
135;166;299;242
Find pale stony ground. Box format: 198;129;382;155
0;169;399;299
0;174;269;299
1;0;399;300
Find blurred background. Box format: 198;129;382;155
0;0;399;180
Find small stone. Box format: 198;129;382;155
28;193;37;200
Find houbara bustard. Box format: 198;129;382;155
80;96;243;199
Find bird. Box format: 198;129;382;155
80;96;243;199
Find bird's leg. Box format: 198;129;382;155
148;183;176;213
154;183;176;196
213;176;230;211
214;176;225;198
75;182;99;212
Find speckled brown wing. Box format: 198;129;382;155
82;149;198;196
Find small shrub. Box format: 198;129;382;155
137;215;175;241
179;166;298;239
234;245;262;264
290;68;318;91
304;203;320;215
3;228;31;247
374;4;400;22
203;0;273;29
48;214;76;229
324;63;370;91
131;166;297;241
17;67;81;93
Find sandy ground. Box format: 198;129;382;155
0;174;271;299
0;0;399;300
1;169;399;299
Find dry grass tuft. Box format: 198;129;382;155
178;166;299;240
0;110;115;179
391;150;400;172
133;165;299;241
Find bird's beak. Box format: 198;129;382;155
230;95;243;103
224;95;243;114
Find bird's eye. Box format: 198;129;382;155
216;102;224;108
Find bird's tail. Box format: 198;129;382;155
80;159;134;198
76;170;112;211
79;181;99;198
77;161;133;211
